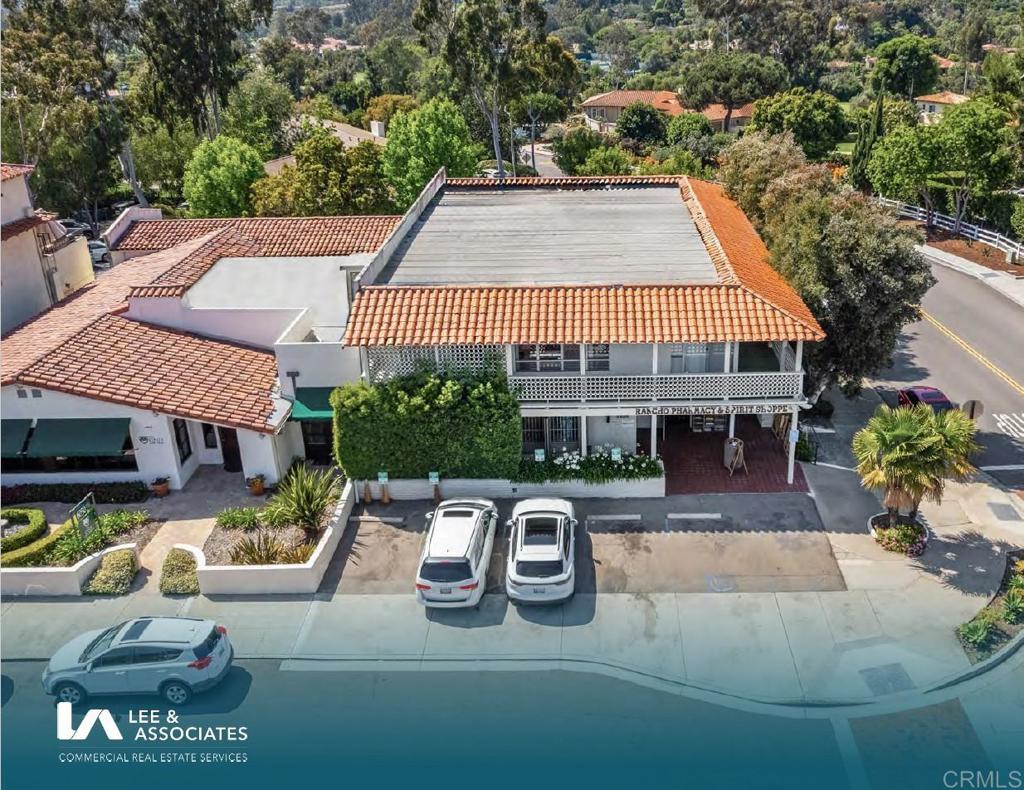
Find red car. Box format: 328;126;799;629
897;386;957;412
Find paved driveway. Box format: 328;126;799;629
323;493;846;595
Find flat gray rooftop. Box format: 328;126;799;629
376;186;719;286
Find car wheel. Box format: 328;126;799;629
54;682;86;707
161;681;192;706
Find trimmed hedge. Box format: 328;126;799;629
82;549;138;595
0;508;47;553
0;481;149;505
160;548;200;595
0;520;76;567
332;371;521;480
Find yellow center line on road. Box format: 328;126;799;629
920;310;1024;399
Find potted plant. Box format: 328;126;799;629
852;404;978;556
151;477;170;498
246;474;265;496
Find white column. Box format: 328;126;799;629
787;406;799;484
779;343;787;372
652;343;659;374
359;347;370;381
728;414;735;438
505;345;514;378
732;342;740;372
580;414;588;456
723;342;731;373
650;416;658;458
794;340;804;373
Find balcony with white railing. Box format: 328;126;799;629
509;370;804;404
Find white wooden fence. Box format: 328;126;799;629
877;197;1024;259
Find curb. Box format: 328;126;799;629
920;246;1024;310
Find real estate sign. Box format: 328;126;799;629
69;493;98;537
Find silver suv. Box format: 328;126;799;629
42;616;233;706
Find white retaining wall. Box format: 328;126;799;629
357;475;666;500
0;543;139;597
189;480;356;595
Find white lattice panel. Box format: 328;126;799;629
367;345;502;383
511;372;803;402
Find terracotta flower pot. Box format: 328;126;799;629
247;478;265;496
151;480;170;498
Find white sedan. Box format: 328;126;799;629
505;498;576;603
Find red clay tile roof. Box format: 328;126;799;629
15;314;281;433
1;163;34;182
700;103;755;123
110;215;402;254
582;90;685;116
1;210;56;241
344;284;822;345
914;91;969;105
344;177;823;346
1;231;223;383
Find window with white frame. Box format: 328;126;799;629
515;344;580;373
586;344;610;372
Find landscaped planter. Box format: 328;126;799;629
359;475;666;501
0;543;139;597
868;512;930;557
182;480;356;595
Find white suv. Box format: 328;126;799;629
42;616;233;706
505;498;576;603
415;499;497;608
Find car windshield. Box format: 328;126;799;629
419;560;473;583
80;624;123;662
516;560;565;579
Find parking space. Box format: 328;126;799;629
323;492;846;596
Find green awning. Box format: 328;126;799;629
290;388;335;421
1;420;32;458
25;418;131;458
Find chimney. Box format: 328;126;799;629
369;120;386;139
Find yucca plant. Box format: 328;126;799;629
265;464;340;541
280;542;317;565
957;612;996;649
229;532;285;565
852;404;978;529
1003;589;1024;624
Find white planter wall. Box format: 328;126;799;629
357;475;666;500
0;543;138;597
190;480;356;595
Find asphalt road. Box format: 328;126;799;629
5;656;1020;790
873;263;1024;488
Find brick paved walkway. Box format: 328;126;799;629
661;416;808;495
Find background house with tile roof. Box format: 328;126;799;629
343;172;823;490
580;90;754;134
1;163;94;333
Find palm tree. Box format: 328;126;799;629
852;404;978;529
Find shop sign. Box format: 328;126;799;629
634;404;794;416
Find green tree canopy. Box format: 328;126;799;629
286;6;328;45
678;52;788;132
183;136;264;217
366;94;420;126
666;112;714;145
551;126;607;176
751;88;848;160
872;34;939;99
718;131;807;228
867;124;940;214
763;186;934;396
222;71;294;160
382;98;481;207
637;148;712;178
577;145;634;175
131;118;200;202
615;101;667;145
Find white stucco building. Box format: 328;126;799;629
1;163;94;334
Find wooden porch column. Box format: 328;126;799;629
794;340;804;372
580;413;588;456
787;406;799;484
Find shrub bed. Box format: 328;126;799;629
0;510;151;568
871;516;927;557
160;548;200;595
956;552;1024;663
0;508;47;552
333;371;521;480
515;447;662;484
82;549;138;595
0;481;148;505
